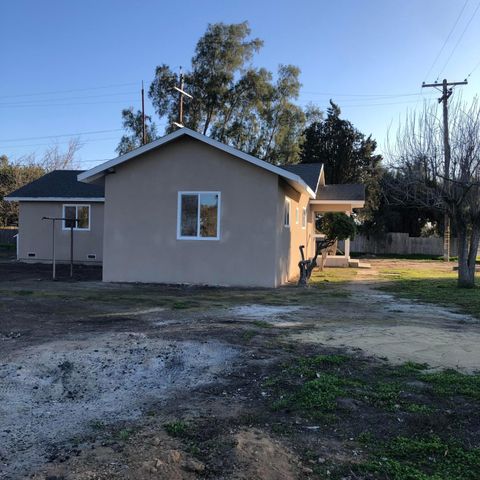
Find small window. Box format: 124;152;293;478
302;207;307;229
295;207;299;225
178;192;220;240
284;198;291;227
63;205;90;230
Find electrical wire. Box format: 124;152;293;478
423;0;470;82
0;129;124;143
0;82;139;100
437;0;480;78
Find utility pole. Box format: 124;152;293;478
422;78;467;262
141;80;146;145
173;67;193;129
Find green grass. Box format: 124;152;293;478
164;420;189;437
272;373;350;414
356;436;480;480
377;264;480;318
420;369;480;399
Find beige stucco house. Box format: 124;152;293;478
7;128;364;287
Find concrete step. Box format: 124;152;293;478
349;259;371;269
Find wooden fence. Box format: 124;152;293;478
0;227;18;245
350;232;463;257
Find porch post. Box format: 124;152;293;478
344;237;351;259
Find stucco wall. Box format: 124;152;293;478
102;137;280;287
17;201;104;263
275;180;314;285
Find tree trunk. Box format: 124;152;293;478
457;222;480;288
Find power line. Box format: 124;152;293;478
0;91;138;106
0;81;139;100
298;97;437;108
467;57;480;78
301;90;437;98
423;0;469;82
437;1;480;78
0;128;123;143
0;99;139;109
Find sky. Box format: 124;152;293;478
1;0;479;169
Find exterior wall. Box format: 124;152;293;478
17;201;104;263
275;180;314;285
102;136;279;287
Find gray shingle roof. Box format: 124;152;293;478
315;184;365;201
279;163;322;191
6;170;104;199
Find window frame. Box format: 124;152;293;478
177;191;221;241
62;204;91;231
284;197;291;228
302;207;307;229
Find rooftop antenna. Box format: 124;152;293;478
173;66;193;129
141;80;146;145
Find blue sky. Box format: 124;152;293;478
1;0;479;169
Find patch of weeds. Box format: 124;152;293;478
270;422;292;436
117;428;134;441
164;420;189;437
363;381;402;410
356;435;480;480
274;373;350;414
405;403;434;414
420;369;480;399
262;376;280;387
294;354;349;378
394;361;429;376
16;290;34;296
90;420;106;430
242;330;257;341
252;320;273;328
358;431;374;444
171;301;196;309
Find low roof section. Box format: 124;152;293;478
313;183;365;206
5;170;105;202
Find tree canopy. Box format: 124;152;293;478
118;21;312;164
300;101;383;224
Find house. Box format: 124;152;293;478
6;128;365;287
5;170;104;264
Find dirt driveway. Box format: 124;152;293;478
0;260;479;479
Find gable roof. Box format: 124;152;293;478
280;163;323;192
5;170;105;202
315;184;365;202
78;128;316;198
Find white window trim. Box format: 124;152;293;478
62;204;91;231
177;191;221;241
284;197;291;228
295;207;299;225
302;207;307;229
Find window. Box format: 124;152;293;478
295;207;299;225
63;204;90;230
178;192;220;240
302;207;307;229
284;197;291;227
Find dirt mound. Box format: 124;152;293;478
232;429;303;479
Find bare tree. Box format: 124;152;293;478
41;138;82;171
389;98;480;288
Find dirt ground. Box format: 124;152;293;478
1;259;479;479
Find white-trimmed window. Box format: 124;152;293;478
295;207;299;225
302;207;307;229
284;197;291;227
63;204;90;230
177;192;220;240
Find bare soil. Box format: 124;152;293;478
0;260;479;479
